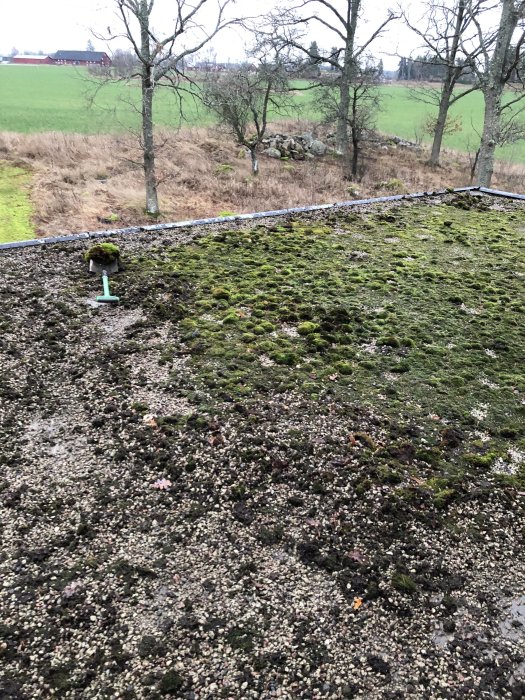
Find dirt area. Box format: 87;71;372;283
0;192;524;699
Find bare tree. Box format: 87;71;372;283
402;0;488;166
271;1;396;179
320;61;381;178
469;0;525;186
346;64;382;179
202;55;292;176
467;104;525;181
101;0;238;215
111;48;140;78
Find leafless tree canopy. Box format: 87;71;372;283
101;0;239;214
262;1;396;179
202;52;293;176
401;0;490;166
467;0;525;185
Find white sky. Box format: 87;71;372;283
0;0;434;71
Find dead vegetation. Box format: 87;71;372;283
0;123;524;236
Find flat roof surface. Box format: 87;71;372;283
1;191;524;698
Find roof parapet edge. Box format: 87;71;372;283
0;186;488;252
478;187;525;200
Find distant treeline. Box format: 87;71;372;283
397;56;474;83
397;53;524;84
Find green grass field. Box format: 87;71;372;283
1;65;524;162
376;86;525;163
0;65;212;133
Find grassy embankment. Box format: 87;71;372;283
0;162;34;243
1;65;525;163
4;124;505;243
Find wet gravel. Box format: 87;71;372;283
1;196;525;699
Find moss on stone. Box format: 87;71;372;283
84;242;120;265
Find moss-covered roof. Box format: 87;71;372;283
1;191;524;698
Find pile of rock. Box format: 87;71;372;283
367;134;423;151
261;133;330;160
260;131;421;161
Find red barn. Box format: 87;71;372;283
12;55;53;65
51;51;112;67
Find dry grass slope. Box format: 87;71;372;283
1;123;525;237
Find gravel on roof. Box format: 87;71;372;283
1;193;524;699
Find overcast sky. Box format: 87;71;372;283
0;0;430;70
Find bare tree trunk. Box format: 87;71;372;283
350;86;359;179
430;81;454;166
475;0;525;187
336;76;352;177
139;0;159;216
337;58;354;179
477;85;502;187
336;79;349;152
142;71;159;215
250;148;259;176
351;126;359;178
469;148;480;183
336;2;359;180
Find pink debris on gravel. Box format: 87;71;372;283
62;581;83;598
152;478;172;490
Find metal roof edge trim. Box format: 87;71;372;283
0;185;489;252
478;187;525;200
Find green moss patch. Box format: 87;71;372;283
119;200;525;490
84;242;120;265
